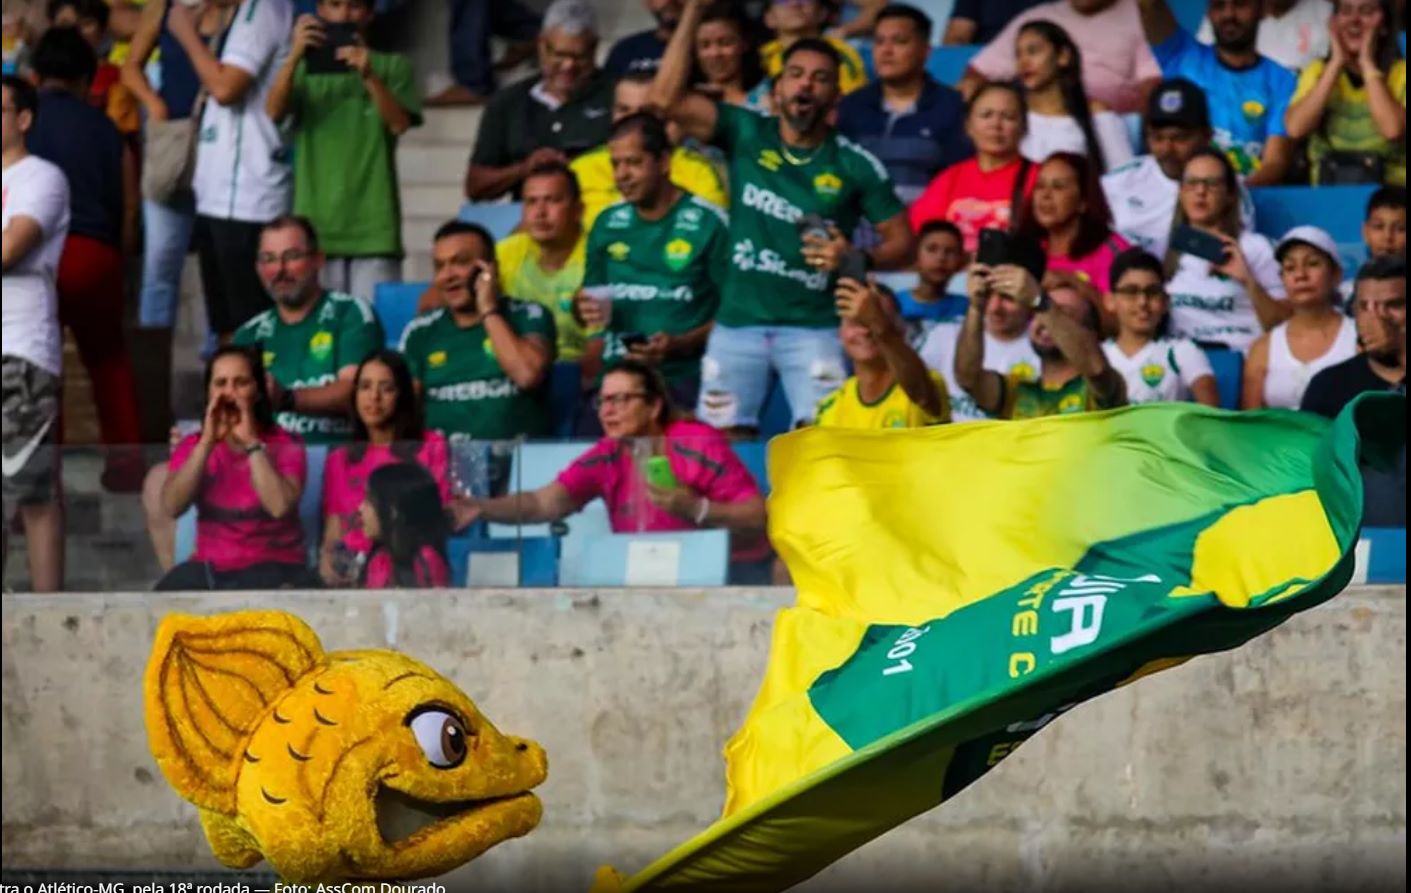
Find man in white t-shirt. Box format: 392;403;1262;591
168;0;293;340
1103;78;1255;260
920;285;1040;421
1;75;69;593
1101;247;1220;405
1195;0;1330;71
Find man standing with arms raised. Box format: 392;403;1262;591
651;0;915;433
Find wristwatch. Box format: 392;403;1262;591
243;441;266;456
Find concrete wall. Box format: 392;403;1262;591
2;587;1405;892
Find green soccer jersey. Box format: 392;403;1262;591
232;290;385;444
583;194;728;384
398;300;558;440
713;103;904;329
290;52;421;258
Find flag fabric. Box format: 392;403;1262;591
600;393;1404;893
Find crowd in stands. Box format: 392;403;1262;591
1;0;1406;592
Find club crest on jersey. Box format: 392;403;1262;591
1140;363;1167;387
1009;361;1037;383
309;331;333;362
664;238;693;271
813;172;842;198
429;350;448;368
1058;393;1085;414
608;241;631;261
1241;99;1266;121
758;149;783;172
263;350;276;369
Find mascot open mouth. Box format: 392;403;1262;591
374;785;537;846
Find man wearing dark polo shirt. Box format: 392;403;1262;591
464;0;616;201
836;4;969;205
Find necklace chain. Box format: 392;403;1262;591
780;141;821;166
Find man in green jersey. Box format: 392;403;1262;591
573;111;729;435
399;221;557;445
651;0;915;433
232;216;385;444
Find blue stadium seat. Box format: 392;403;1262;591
174;445;328;567
457;202;524;242
925;45;979;86
1357;527;1407;584
1251;185;1377;275
558;529;731;587
734;439;771;497
1204;348;1243;410
446;534;560;587
547;362;582;438
373;281;431;349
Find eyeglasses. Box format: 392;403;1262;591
1113;285;1166;299
1181;176;1225;191
256;249;312;266
596;392;648;409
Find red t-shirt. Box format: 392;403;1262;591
171;429;308;572
909;158;1039;253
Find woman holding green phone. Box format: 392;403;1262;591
450;360;773;583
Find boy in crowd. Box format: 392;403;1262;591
1101;248;1220;405
1339;187;1405;303
266;0;421;303
759;0;869;96
895;220;968;344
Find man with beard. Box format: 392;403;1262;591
651;0;914;433
1138;0;1296;186
1102;78;1256;259
1302;254;1407;418
606;0;683;76
231;216;384;445
955;262;1127;419
574;112;730;434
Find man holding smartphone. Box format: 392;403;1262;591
651;0;915;434
955;263;1127;419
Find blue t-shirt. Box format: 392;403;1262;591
605;30;667;76
1152;30;1296;175
895;290;967;323
26;88;123;246
836;77;973;204
156;1;204;119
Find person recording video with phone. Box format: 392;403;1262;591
1163;147;1288;353
265;0;420;303
955;254;1127;419
448;360;772;584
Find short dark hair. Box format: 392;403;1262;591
524;160;582;204
433;219;495;253
609;111;672;156
31;26;97;85
1108;247;1165;292
875;4;933;41
1355;253;1407;290
2;75;38;119
780;36;841;72
259;214;320;252
47;0;109;29
616;70;656;88
1367;186;1407;219
918;219;963;243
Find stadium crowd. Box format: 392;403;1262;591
1;0;1406;591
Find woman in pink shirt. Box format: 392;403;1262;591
156;345;309;591
909;82;1040;253
1013;151;1130;331
320;350;451;587
359;462;452;589
452;360;772;583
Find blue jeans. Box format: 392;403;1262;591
448;0;540;93
138;196;195;329
697;326;846;430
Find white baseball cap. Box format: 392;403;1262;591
1275;225;1342;270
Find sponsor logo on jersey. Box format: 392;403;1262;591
813;172;842;198
758;149;783;172
309;331;333;362
429;350;448;368
731;238;829;290
607;206;633;228
608;241;631;260
664;238;694;271
680;207;703;224
883;409;907;428
740;183;804;224
1240;99;1266;121
427;378;519;401
1140;363;1166;387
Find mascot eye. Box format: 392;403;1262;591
408;709;470;769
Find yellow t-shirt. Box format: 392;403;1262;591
495;231;587;361
815;372;951;429
571;144;729;231
760;35;869;95
1292;58;1406;186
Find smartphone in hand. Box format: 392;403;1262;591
1170;225;1230;265
644;455;679;490
837;249;868;284
795;213;831;244
620;332;648;351
304;21;359;74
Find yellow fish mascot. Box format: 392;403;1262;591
143;610;547;883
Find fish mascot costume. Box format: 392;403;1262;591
143;610;547;882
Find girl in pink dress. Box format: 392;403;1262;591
320;350;451;586
359;462;452;589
